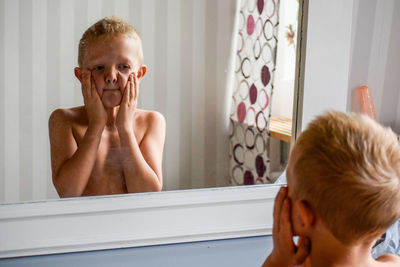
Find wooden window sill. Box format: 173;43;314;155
269;117;292;143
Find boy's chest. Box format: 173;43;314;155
96;133;123;167
74;126;144;164
73;125;145;149
90;140;126;194
73;126;145;194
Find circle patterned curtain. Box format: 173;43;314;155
230;0;279;186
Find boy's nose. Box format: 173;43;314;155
105;68;118;84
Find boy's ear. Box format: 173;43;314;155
74;67;82;82
293;200;316;234
136;65;147;81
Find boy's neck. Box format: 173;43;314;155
105;107;119;129
307;227;376;267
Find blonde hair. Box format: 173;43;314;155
291;111;400;244
78;16;143;67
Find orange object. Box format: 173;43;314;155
358;86;376;120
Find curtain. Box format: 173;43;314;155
229;0;280;185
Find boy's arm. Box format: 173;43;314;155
49;110;103;197
49;70;106;197
262;187;310;267
119;112;165;193
117;73;165;193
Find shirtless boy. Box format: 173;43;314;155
49;16;165;197
263;111;400;267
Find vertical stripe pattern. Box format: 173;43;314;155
4;0;20;202
19;0;33;201
32;0;48;200
0;0;6;202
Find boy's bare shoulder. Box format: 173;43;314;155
376;253;400;266
49;106;87;127
135;109;165;128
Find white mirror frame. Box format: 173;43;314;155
0;0;356;258
0;185;280;258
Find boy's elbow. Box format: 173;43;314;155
154;182;162;192
137;179;163;193
144;180;162;193
55;187;82;198
58;189;82;198
154;175;163;192
53;178;83;198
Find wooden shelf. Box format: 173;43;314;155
269;117;292;143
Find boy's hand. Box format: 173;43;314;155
117;73;137;132
263;187;310;267
81;70;107;129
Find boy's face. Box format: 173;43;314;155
77;34;144;108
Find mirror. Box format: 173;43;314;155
0;0;300;203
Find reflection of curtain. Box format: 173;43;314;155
229;0;280;185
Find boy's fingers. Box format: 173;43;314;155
133;73;138;102
127;74;132;103
81;71;90;99
90;76;97;98
132;74;136;102
281;197;293;235
295;237;310;264
123;75;130;105
273;187;287;232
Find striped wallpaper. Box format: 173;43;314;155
0;0;237;203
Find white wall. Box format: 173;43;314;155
0;0;236;203
301;0;354;128
271;0;299;119
302;0;400;133
348;0;400;133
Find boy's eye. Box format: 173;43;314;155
93;66;104;71
119;64;130;71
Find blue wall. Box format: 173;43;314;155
0;236;273;267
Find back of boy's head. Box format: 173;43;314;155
78;16;143;67
291;111;400;244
